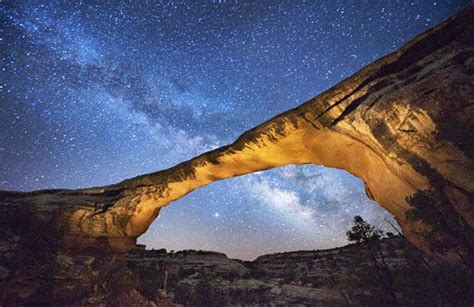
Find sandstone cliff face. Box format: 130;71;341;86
0;6;473;264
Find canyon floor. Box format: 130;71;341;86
1;235;472;306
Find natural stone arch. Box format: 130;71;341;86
1;6;472;267
136;163;399;259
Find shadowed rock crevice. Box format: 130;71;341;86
0;6;473;268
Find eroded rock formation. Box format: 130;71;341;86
1;6;473;266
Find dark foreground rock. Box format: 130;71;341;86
126;237;472;306
2;236;472;305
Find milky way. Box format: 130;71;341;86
1;0;469;260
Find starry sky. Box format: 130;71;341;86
1;0;469;260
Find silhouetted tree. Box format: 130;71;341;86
346;215;383;243
346;215;399;306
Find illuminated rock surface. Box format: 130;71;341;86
0;6;473;265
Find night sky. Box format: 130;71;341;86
1;0;469;260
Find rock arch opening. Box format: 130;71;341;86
137;164;399;260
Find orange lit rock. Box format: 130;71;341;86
0;6;472;265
